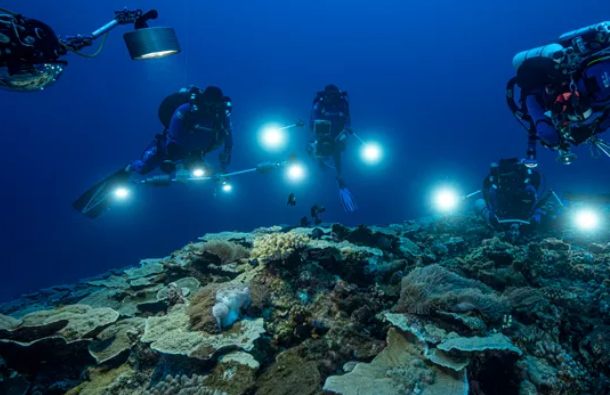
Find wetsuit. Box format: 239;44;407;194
131;103;233;175
309;94;351;178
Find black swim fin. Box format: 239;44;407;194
73;165;132;219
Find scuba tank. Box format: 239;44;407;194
513;22;610;79
512;43;566;72
157;86;232;129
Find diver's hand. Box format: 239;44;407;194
212;168;228;183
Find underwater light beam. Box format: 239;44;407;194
574;209;600;231
192;168;205;178
260;125;287;151
434;187;459;212
114;187;130;200
287;164;305;182
361;143;382;164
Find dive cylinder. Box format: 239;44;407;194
512;43;565;71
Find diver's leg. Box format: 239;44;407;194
333;151;343;179
129;134;167;175
475;199;492;226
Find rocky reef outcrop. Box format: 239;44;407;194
0;218;609;395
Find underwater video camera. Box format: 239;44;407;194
0;7;180;92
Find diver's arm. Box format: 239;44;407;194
485;187;498;218
343;102;351;128
219;118;233;170
309;102;321;130
525;91;561;149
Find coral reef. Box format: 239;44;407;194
0;216;609;394
250;232;309;262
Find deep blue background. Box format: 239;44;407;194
1;0;609;301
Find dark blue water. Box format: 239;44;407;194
1;0;609;301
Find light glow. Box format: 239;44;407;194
192;168;205;178
114;187;130;199
574;209;600;231
361;143;382;164
260;125;287;151
287;164;305;181
434;188;459;212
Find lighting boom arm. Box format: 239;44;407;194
59;9;157;52
139;160;292;186
462;190;482;201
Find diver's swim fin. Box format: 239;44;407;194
339;187;357;213
73;166;132;219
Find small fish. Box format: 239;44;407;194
287;193;297;206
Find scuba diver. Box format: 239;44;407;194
308;84;357;212
507;21;610;166
474;158;547;232
73;85;235;218
128;85;233;177
0;7;179;92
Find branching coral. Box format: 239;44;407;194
250;232;310;262
394;264;510;322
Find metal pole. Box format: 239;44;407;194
551;189;565;208
463;190;481;200
594;140;610;159
91;20;120;39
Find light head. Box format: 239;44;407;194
260;124;287;151
361;142;382;165
433;187;460;213
114;187;130;200
123;10;181;60
286;163;306;182
574;208;600;231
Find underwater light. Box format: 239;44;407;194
361;143;382;164
192;168;205;178
123;27;181;60
222;183;233;192
114;187;130;199
574;209;600;231
287;164;305;181
434;187;459;212
260;125;287;151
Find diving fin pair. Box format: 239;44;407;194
72;165;132;219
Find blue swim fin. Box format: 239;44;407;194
339;186;358;212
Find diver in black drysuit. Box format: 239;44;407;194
507;21;610;166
